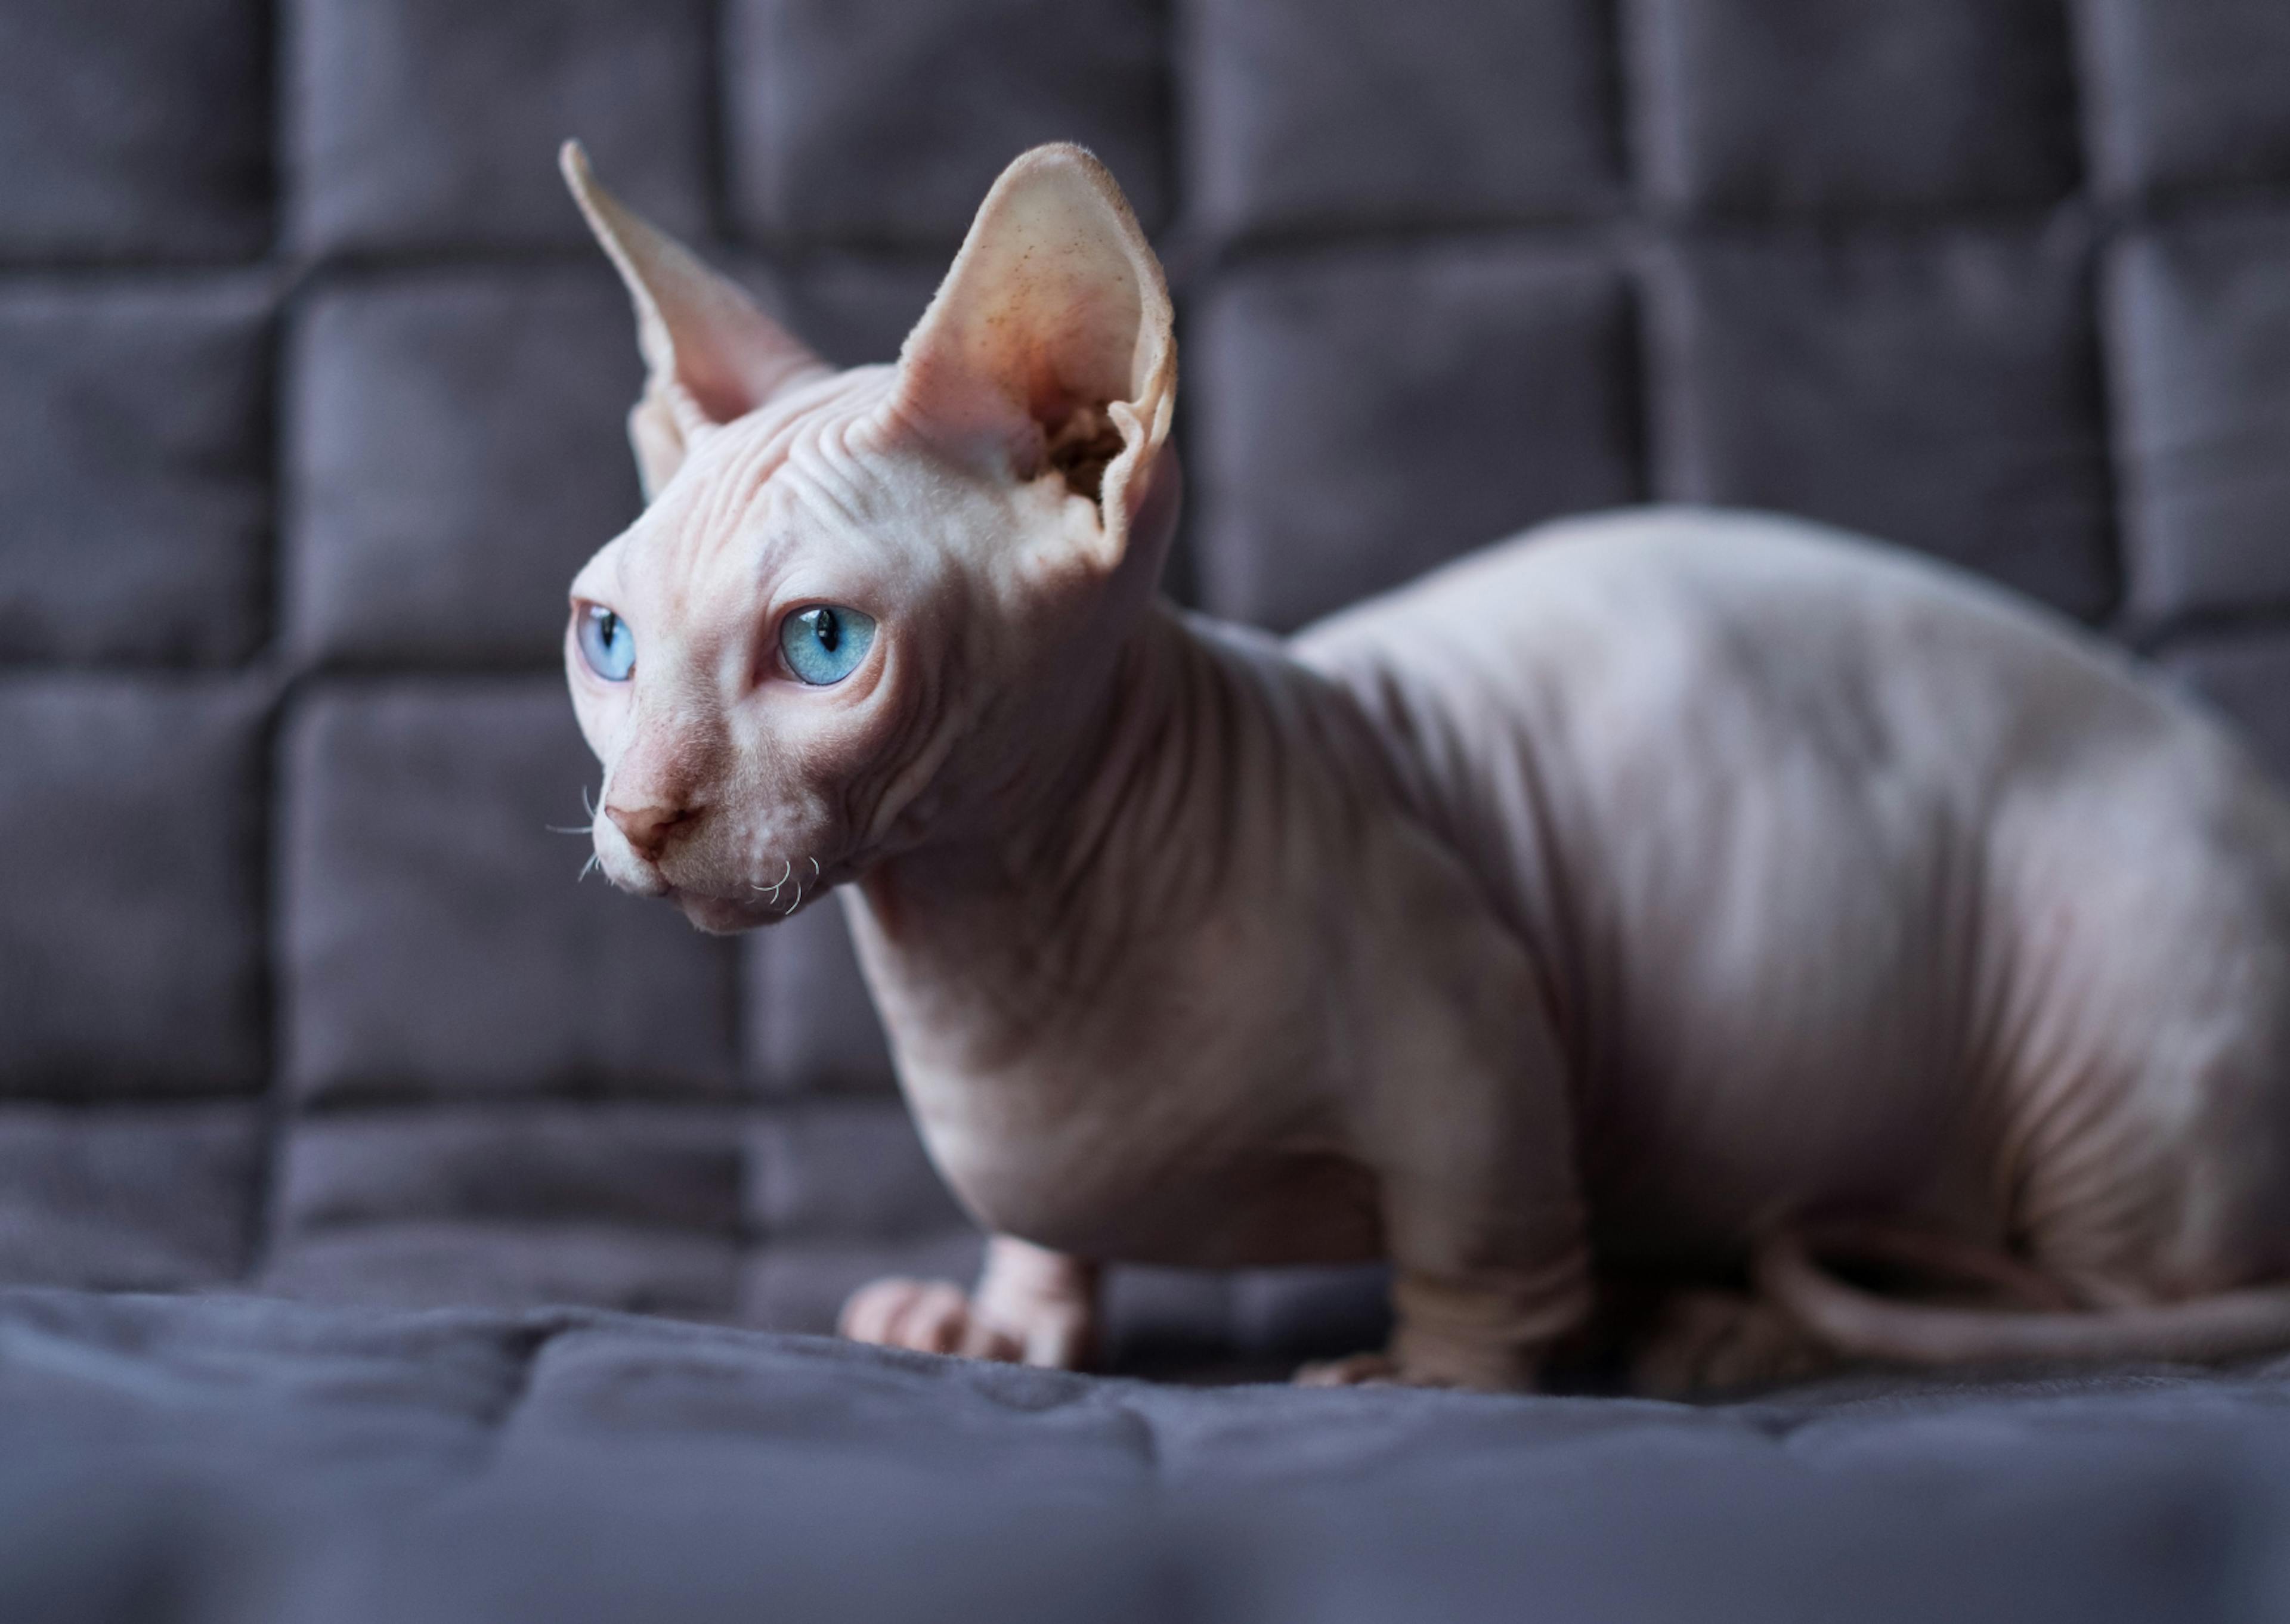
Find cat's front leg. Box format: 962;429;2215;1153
1303;928;1595;1391
838;1235;1100;1368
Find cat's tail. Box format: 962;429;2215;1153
1756;1228;2290;1366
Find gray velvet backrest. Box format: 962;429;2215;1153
4;0;2289;1359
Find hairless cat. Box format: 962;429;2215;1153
556;140;2290;1391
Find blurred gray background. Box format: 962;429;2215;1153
3;0;2289;1368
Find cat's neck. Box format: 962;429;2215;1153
846;597;1305;1065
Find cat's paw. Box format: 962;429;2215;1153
1293;1352;1406;1387
838;1278;1025;1362
838;1275;1095;1368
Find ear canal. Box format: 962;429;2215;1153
561;140;830;498
891;144;1177;569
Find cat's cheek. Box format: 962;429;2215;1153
565;675;632;767
568;702;607;765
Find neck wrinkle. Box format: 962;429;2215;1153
1041;605;1243;947
860;600;1253;1011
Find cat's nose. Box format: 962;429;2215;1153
605;801;694;861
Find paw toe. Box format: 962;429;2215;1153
1294;1352;1403;1388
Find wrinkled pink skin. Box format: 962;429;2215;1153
560;143;2290;1391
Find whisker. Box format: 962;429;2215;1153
544;823;592;835
577;853;601;883
580;783;598;820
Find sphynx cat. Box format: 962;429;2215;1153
556;140;2290;1392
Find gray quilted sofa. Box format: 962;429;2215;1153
9;1;2290;1618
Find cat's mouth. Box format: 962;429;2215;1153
596;818;837;932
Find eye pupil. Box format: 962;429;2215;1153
780;605;875;686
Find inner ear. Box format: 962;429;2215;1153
890;145;1175;554
1039;403;1129;507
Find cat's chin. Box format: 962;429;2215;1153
673;890;787;936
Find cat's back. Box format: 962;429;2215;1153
1290;505;2193;876
1288;506;2290;1252
1293;506;2150;759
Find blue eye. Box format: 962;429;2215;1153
577;603;635;682
779;605;875;686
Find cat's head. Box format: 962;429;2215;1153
558;142;1177;934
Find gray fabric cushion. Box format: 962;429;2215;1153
0;0;270;259
0;677;269;1098
727;0;1173;244
289;0;714;255
1193;242;1640;631
2079;0;2290;199
6;1289;2290;1623
1630;0;2082;212
1646;222;2119;620
0;1108;261;1289
279;678;741;1103
2110;209;2290;629
1186;0;1621;239
0;275;274;664
287;268;645;667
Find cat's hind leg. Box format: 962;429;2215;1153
1621;1285;1842;1397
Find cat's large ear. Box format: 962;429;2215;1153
561;141;830;499
890;144;1175;571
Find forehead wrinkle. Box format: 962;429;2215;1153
766;405;923;582
681;421;796;580
680;369;897;580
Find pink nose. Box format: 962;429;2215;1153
606;802;694;861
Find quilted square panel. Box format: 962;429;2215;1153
2079;0;2290;200
0;274;273;665
1630;0;2081;213
746;1101;965;1242
1186;0;1620;240
264;1220;742;1318
280;678;740;1104
726;0;1171;245
1191;240;1639;631
2161;630;2290;788
0;1105;262;1289
267;1105;744;1319
741;1099;974;1331
0;677;268;1097
289;0;713;255
1647;224;2117;621
0;0;269;259
2108;212;2290;630
743;905;899;1097
287;267;646;668
275;1106;744;1235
